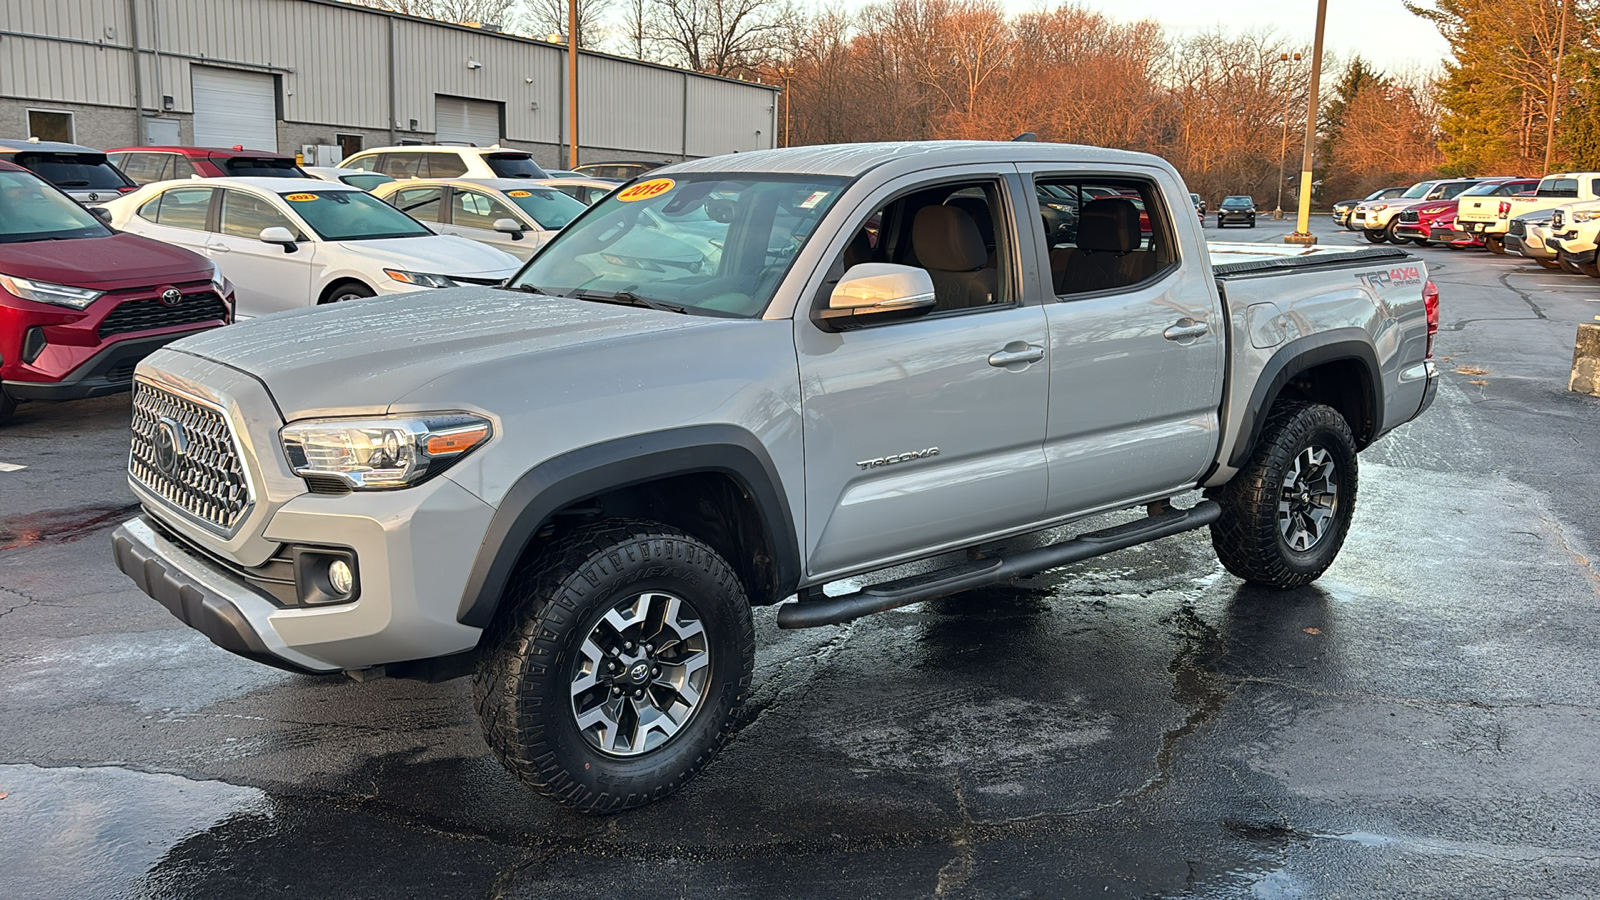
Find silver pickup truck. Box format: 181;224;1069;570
111;141;1439;812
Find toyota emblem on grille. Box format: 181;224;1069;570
153;416;189;477
159;288;183;308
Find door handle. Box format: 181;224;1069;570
1163;318;1208;341
988;343;1045;368
208;244;231;254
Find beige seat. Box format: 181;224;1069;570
912;205;998;309
1054;198;1158;295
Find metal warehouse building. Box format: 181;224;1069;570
0;0;778;167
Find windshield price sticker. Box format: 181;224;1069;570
617;178;675;202
507;190;533;197
285;193;319;202
799;191;829;209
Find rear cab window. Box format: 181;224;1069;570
1538;178;1580;198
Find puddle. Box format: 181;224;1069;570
0;503;140;551
0;763;266;900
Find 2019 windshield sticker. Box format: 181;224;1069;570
616;179;675;202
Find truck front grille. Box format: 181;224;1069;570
1509;219;1527;237
100;290;228;340
1398;210;1420;224
129;382;252;533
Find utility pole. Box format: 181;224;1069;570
1286;0;1327;246
776;66;794;147
567;0;579;169
1544;0;1569;175
1275;52;1302;220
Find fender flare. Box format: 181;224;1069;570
455;424;801;628
1226;329;1383;469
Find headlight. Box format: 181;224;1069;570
1573;210;1600;223
1370;204;1388;212
384;269;459;289
0;273;104;309
206;259;233;296
281;414;492;490
1422;206;1450;215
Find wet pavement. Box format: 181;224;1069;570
3;218;1600;898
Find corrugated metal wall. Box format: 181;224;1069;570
0;0;776;157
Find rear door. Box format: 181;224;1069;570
128;185;216;256
795;165;1051;578
1019;164;1224;518
206;188;317;317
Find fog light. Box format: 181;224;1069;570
328;559;354;595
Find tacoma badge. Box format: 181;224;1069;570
856;448;939;470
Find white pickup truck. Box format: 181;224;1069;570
1457;171;1600;254
112;141;1439;812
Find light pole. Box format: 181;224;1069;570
567;0;579;169
1286;0;1328;246
1274;51;1302;220
775;66;794;148
1544;0;1569;175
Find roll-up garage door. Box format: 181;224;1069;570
435;96;501;147
192;67;278;151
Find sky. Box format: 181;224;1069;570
1002;0;1453;74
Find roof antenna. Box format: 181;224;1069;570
1011;132;1037;142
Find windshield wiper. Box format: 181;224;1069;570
569;289;686;314
506;283;557;296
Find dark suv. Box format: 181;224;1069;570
0;139;137;205
0;161;232;423
107;147;308;185
1216;195;1257;227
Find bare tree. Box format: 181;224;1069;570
524;0;616;46
642;0;796;77
344;0;521;28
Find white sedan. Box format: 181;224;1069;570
371;178;589;261
96;177;521;318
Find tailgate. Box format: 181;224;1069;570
1458;199;1497;222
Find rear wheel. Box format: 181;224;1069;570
473;519;754;813
1209;400;1358;588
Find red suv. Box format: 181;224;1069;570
106;146;308;185
0;162;233;423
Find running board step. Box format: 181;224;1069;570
776;500;1221;629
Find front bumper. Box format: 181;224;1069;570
1393;223;1428;240
1415;360;1438;419
112;469;496;672
1431;227;1479;246
3;330;204;401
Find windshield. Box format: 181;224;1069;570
0;170;110;243
1437;182;1476;199
485;154;550;179
1221;197;1252;207
281;190;433;241
509;173;849;318
1400;182;1437;199
1537;177;1579;198
223;157;306;177
1461;181;1508;197
15;153;130;190
340;172;394;191
504;187;586;229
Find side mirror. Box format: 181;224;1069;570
493;217;526;240
260;226;299;252
821;263;937;322
89;207;113;225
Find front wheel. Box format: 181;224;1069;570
1363;229;1387;244
1209;401;1358;588
473;520;754;813
321;281;376;304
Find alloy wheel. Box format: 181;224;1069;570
1278;446;1339;552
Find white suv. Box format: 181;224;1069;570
341;145;550;181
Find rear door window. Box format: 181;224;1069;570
118;153;173;185
170;155;198;179
146;187;215;231
1033;176;1177;297
379;153;424;178
426;154;468;178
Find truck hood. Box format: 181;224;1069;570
0;231;211;291
163;288;731;419
332;235;520;278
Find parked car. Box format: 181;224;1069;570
1215;195;1256;227
542;178;620;206
1189;192;1206;218
572;160;670;180
1546;201;1600;277
96;177;520;318
1506;208;1561;268
1392;178;1538;246
1456;172;1600;254
302;166;396;192
1422;208;1483;249
0;138;137;204
111;140;1437;814
107;146;308;185
371;178;587;261
0;161;230;423
545;169;583;179
1333;186;1405;229
341;145;550;181
1354;178;1483;244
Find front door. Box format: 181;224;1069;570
797;169;1051;579
1021;166;1225;518
442;187;535;260
207;188;316;317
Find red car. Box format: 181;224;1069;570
1393;178;1538;246
0;161;233;423
106;146;307;185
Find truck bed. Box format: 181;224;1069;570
1206;242;1412;277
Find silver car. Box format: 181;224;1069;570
372;177;587;260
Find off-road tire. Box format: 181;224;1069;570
1485;235;1506;255
1209;400;1358;588
473;519;754;813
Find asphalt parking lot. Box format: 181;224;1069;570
4;215;1600;898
